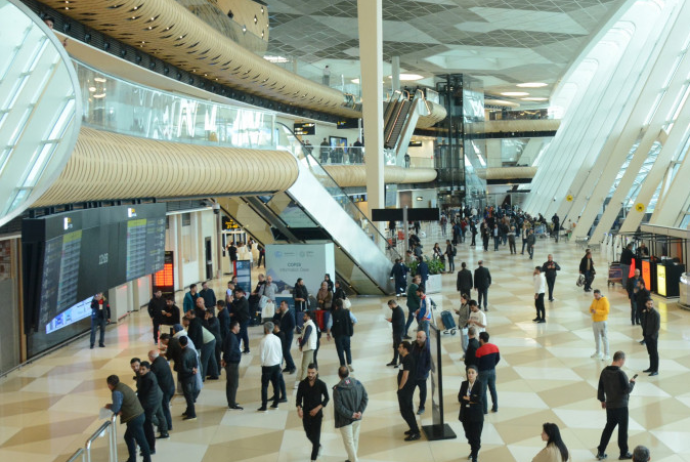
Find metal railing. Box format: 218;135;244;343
66;414;117;462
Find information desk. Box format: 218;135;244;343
656;260;685;298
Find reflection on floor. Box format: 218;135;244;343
2;228;690;462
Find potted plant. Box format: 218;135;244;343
408;256;444;294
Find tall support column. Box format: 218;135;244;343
391;56;400;92
357;0;385;227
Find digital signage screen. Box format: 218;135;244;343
294;122;315;135
22;204;167;334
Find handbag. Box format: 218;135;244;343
343;298;351;309
259;295;268;309
576;274;585;287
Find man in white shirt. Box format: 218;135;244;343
467;301;487;334
258;321;283;412
533;266;547;323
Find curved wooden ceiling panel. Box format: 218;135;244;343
33;127;300;207
323;165;437;188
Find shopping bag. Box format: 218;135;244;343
343;298;352;309
259;295;268;309
261;301;275;320
576;274;585;287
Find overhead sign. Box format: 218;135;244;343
371;207;441;222
222;216;239;229
294;122;315;135
153;251;175;296
265;243;335;295
337;119;359;129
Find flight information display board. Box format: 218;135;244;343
22;204;167;332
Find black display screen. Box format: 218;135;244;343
22;204;167;333
294;122;315;135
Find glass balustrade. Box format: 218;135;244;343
74;61;277;150
276;123;400;262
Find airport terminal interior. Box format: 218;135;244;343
2;0;690;461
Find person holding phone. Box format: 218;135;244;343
596;351;636;461
458;365;484;462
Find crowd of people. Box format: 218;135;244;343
99;206;662;462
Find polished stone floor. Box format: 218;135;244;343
2;225;690;462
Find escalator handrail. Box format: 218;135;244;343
276;122;401;261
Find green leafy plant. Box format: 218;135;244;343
408;256;445;275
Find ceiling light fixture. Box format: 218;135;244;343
388;74;423;81
501;91;529;96
517;82;548;88
94;77;107;83
264;55;288;63
522;97;548;101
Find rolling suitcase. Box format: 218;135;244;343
608;262;622;288
440;310;457;335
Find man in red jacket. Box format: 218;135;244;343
474;331;500;414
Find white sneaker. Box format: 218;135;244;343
602;355;609;362
591;352;601;359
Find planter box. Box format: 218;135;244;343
426;274;442;294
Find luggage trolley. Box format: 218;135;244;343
607;261;623;288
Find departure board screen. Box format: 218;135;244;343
22;204;167;333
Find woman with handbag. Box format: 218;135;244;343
459;365;484;462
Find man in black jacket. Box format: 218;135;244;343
232;287;251;353
183;311;204;356
397;341;420;441
329;299;354;371
456;262;473;299
634;279;650;344
579;251;596;292
597;351;636;460
296;363;330;462
221;320;243;410
216;300;231;341
274;301;296;373
473;261;492;311
178;336;199;421
148;349;173;434
386;300;406;367
642;299;660;376
147;290;166;344
541;254;561;302
627;269;641;326
464;327;479;370
137;361;164;453
90;293;110;349
199;281;217;314
410;331;431;415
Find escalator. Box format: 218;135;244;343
383;90;428;162
216;124;399;295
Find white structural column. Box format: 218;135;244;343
391;56;400;92
649;129;690;226
357;0;385;224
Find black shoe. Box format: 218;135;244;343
386;362;397;367
140;450;156;456
282;367;290;372
257;407;268;412
596;452;608;460
417;408;425;415
99;344;105;348
228;405;243;410
639;340;646;345
538;319;546;323
181;412;187;417
404;433;421;441
642;368;652;373
278;398;288;403
403;335;412;340
619;453;632;460
157;433;169;439
207;376;219;380
243;350;250;354
404;430;414;435
491;408;498;413
288;369;296;374
649;371;659;376
548;299;554;302
532;317;540;322
90;344;94;349
270;403;279;409
182;415;196;421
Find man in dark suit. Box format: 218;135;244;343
274;301;296;373
147;290;166;344
473;261;492;311
456;262;473;298
232;287;251;353
148;349;173;435
136;361;164;453
642;299;660;376
464;327;480;370
459;365;484;462
386;300;406;367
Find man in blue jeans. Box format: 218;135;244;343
474;332;500;414
105;374;151;462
